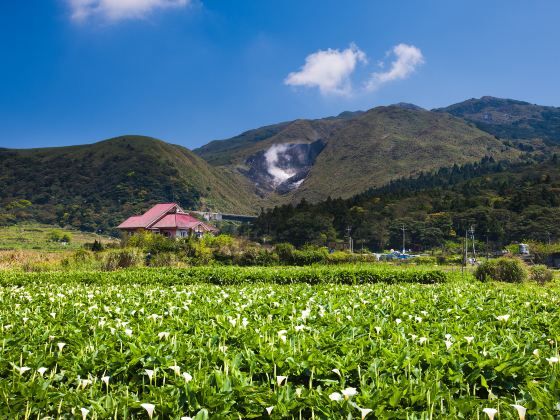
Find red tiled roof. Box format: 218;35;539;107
117;203;218;232
117;203;179;229
152;214;218;232
117;215;144;229
151;213;203;229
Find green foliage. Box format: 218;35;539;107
149;252;179;267
102;248;144;271
234;247;279;266
126;231;178;253
5;199;32;210
0;274;558;417
0;136;257;233
475;258;529;283
0;224;115;252
286;245;329;265
526;241;560;264
0;264;448;286
406;256;438;265
273;244;375;266
252;156;560;251
89;240;104;252
274;242;296;263
72;248;92;264
46;229;62;242
325;250;375;264
180;237;214;265
46;229;70;243
529;264;554;284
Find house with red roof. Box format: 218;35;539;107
117;203;218;238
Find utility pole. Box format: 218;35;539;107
401;224;407;254
463;228;468;267
346;226;353;253
469;225;476;262
461;229;465;278
486;229;490;260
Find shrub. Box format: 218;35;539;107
85;240;104;252
526;241;560;265
103;249;143;271
21;262;55;272
475;258;528;283
325;251;377;264
407;256;438;266
180;239;214;265
150;252;179;267
436;256;448;265
292;247;329;265
235;247;279;266
47;229;64;242
326;251;354;264
126;232;178;253
529;264;554;284
275;243;296;264
73;249;93;264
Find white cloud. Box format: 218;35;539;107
68;0;190;22
366;43;424;91
284;44;367;96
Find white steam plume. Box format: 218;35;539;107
264;144;296;186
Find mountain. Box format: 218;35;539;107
4;96;557;235
195;105;519;203
393;102;425;111
435;96;560;144
250;155;560;249
0;136;258;232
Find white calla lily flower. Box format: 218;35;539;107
141;403;155;419
483;407;498;420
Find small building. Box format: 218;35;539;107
117;203;218;238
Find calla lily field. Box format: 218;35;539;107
0;267;559;418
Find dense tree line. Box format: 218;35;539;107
249;155;560;251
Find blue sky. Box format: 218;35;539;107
1;0;560;149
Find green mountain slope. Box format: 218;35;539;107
251;155;560;249
196;105;519;204
290;106;518;202
194;121;292;166
0;136;258;232
435;96;560;143
194;118;349;167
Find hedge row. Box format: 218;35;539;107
0;264;448;286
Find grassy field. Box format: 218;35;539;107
0;268;558;418
0;224;117;251
0;224;118;270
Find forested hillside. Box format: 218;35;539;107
0;136;257;233
250;155;560;250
